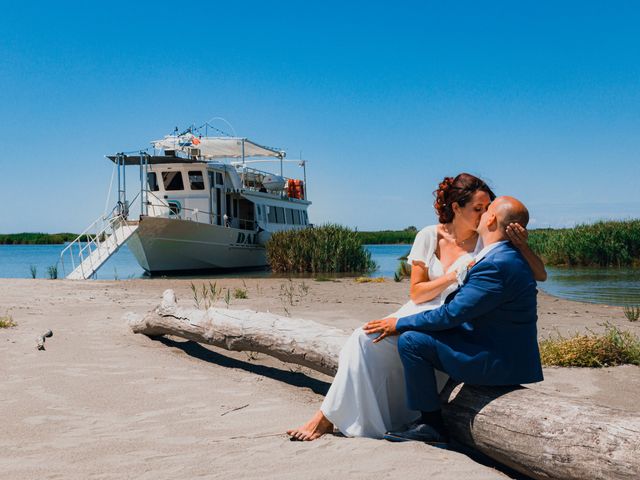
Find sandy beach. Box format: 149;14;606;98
1;277;639;480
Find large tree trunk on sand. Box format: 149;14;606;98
127;290;345;376
127;289;640;480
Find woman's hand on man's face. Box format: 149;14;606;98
505;222;529;247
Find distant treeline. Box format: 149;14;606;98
528;220;640;267
357;227;418;245
0;233;85;245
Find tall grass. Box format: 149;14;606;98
267;224;377;274
47;265;58;279
529;220;640;267
623;305;640;322
539;323;640;367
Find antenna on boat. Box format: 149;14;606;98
203;116;237;137
300;151;307;200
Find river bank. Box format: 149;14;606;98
3;243;640;307
1;278;639;479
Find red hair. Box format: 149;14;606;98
433;173;496;223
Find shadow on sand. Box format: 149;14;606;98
153;338;530;479
155;336;331;396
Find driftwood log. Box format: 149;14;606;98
128;289;640;480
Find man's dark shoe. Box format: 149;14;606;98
383;422;449;446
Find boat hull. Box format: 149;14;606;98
127;216;267;273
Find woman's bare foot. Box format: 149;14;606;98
287;410;334;441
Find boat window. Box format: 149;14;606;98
208;172;215;188
147;172;159;192
216;172;224;186
267;206;276;223
188;171;205;190
168;201;181;216
162;171;184;191
302;211;308;225
286;208;294;225
256;205;262;218
292;210;300;225
275;207;285;223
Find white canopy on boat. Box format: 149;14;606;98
151;134;285;159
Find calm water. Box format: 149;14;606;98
1;244;638;306
542;266;640;306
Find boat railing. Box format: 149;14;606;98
59;190;142;278
237;165;293;195
145;191;257;231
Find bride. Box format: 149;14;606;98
287;173;547;441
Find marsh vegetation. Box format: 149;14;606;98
539;323;640;367
529;220;640;267
267;224;376;274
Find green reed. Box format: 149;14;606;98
623;305;640;322
47;265;58;280
529;219;640;267
266;224;377;274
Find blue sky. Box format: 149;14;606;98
1;1;638;232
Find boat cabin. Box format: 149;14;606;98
107;150;310;235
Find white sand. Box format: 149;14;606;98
1;278;638;479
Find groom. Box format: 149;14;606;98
363;196;543;444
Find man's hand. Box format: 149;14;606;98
363;317;399;343
505;222;529;249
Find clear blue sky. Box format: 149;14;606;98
1;1;638;233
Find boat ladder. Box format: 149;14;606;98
60;207;139;280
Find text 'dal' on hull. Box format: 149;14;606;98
126;216;266;273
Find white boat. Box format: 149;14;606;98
60;127;311;279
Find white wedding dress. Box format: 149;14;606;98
320;225;483;438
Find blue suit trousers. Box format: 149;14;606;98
397;331;446;412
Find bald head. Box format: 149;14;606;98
493;196;530;230
476;196;530;243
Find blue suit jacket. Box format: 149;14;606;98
396;242;543;386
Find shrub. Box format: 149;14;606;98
233;288;248;299
623;305;640;322
29;265;37;279
0;314;16;328
266;224;377;274
539;324;640;367
394;259;411;282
